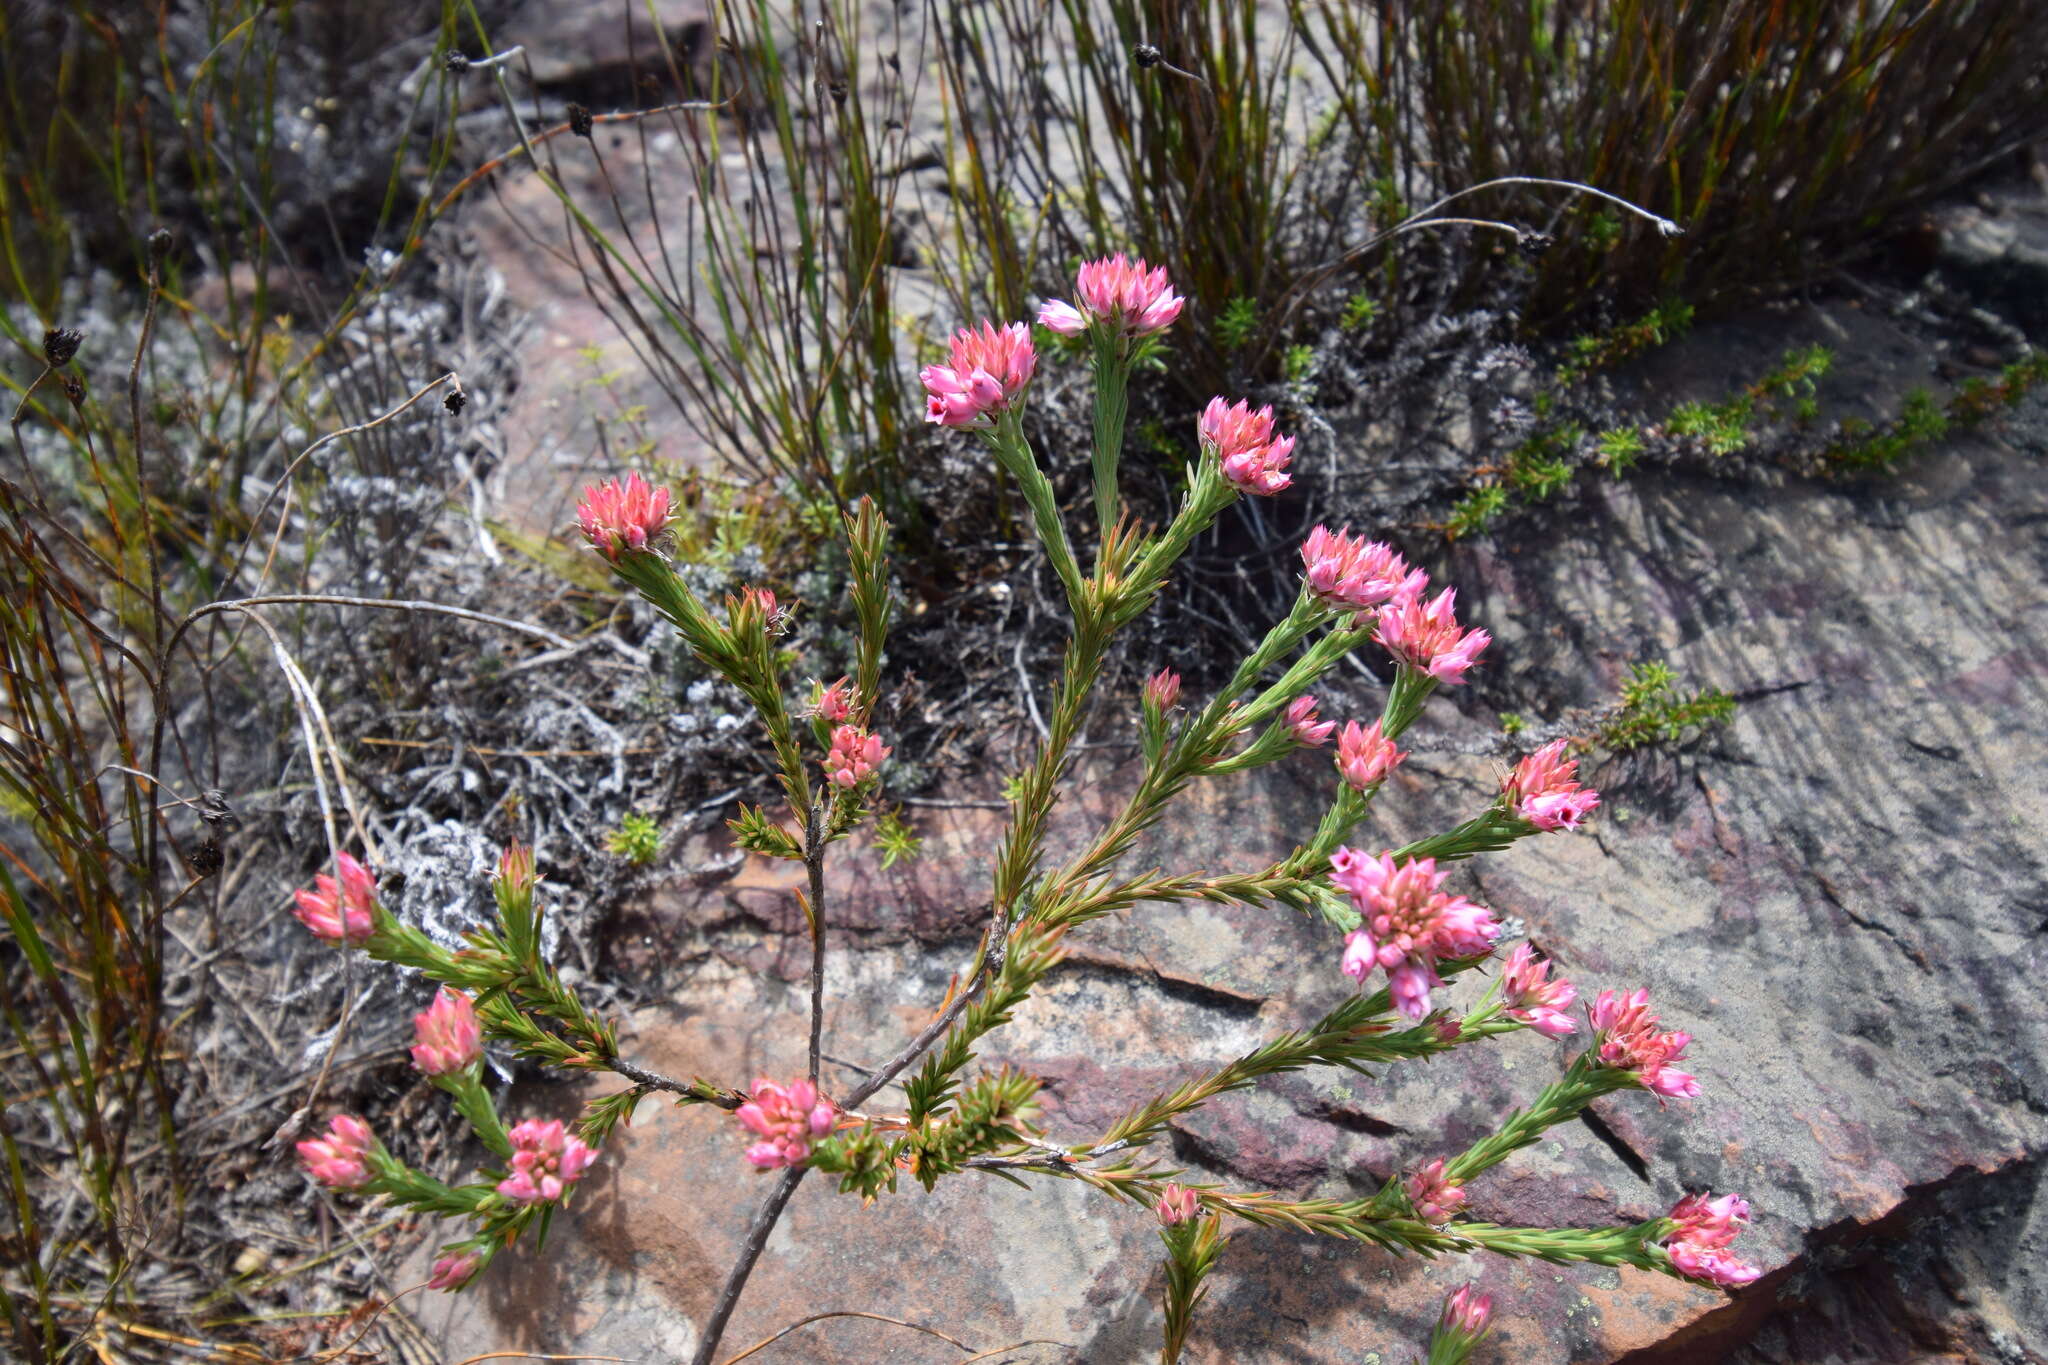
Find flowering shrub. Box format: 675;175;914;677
288;255;1759;1361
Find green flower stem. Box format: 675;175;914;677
986;412;1086;612
1441;1053;1637;1187
364;1148;495;1220
1159;1215;1227;1364
1093;963;1496;1150
436;1067;512;1158
1025;1161;1669;1271
1090;331;1130;539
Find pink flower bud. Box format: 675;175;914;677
1155;1181;1201;1226
494;842;536;900
411;988;483;1076
822;724;890;789
1143;668;1182;712
1040;254;1185;340
920;321;1037;429
1438;1284;1493;1338
496;1119;598;1204
428;1250;482;1292
576;472;672;561
1406;1158;1467;1225
734;1077;838;1169
1663;1191;1761;1287
297;1113;375;1190
1334;718;1405;789
292;852;376;946
1283;695;1335;748
1377;586;1491;685
1201;397;1295;497
811;676;854;723
1502;739;1601;831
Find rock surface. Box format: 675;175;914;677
404;300;2048;1360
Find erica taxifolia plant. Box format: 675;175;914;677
289;257;1759;1361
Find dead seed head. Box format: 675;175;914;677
443;50;470;74
43;328;82;367
148;228;174;261
62;376;86;406
444;389;468;416
1132;43;1162;69
567;103;593;138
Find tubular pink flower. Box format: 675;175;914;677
822;724;890;788
811;676;854;723
1144;668;1183;712
920;321;1036;429
1590;988;1701;1098
1499;942;1578;1038
1284;695;1336;748
1330;850;1501;1020
1334;718;1405;789
1299;526;1429;618
428;1251;482;1292
1201;397;1295;497
297;1114;374;1190
1041;254;1185;339
1155;1182;1201;1226
1377;586;1491;685
576;472;671;561
496;1119;597;1204
411;988;483;1076
734;1077;837;1170
1406;1158;1467;1225
292;852;375;946
1438;1285;1493;1339
1664;1192;1761;1287
1502;739;1601;831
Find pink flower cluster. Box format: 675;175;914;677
497;1119;597;1204
921;321;1036;429
1406;1158;1467;1225
811;676;854;723
1155;1181;1201;1226
1300;526;1426;618
735;1077;836;1169
1331;851;1501;1020
1201;397;1294;496
1590;989;1700;1098
1436;1284;1493;1341
823;724;890;788
297;1114;374;1190
1499;943;1577;1039
1284;695;1335;748
411;988;483;1076
1502;739;1601;831
576;471;671;561
293;852;376;946
1334;718;1405;790
1038;254;1184;339
1663;1192;1762;1287
1377;587;1492;686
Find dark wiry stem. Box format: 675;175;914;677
689;1166;806;1365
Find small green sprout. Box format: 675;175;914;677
605;812;663;865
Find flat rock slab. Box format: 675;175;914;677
410;315;2048;1361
